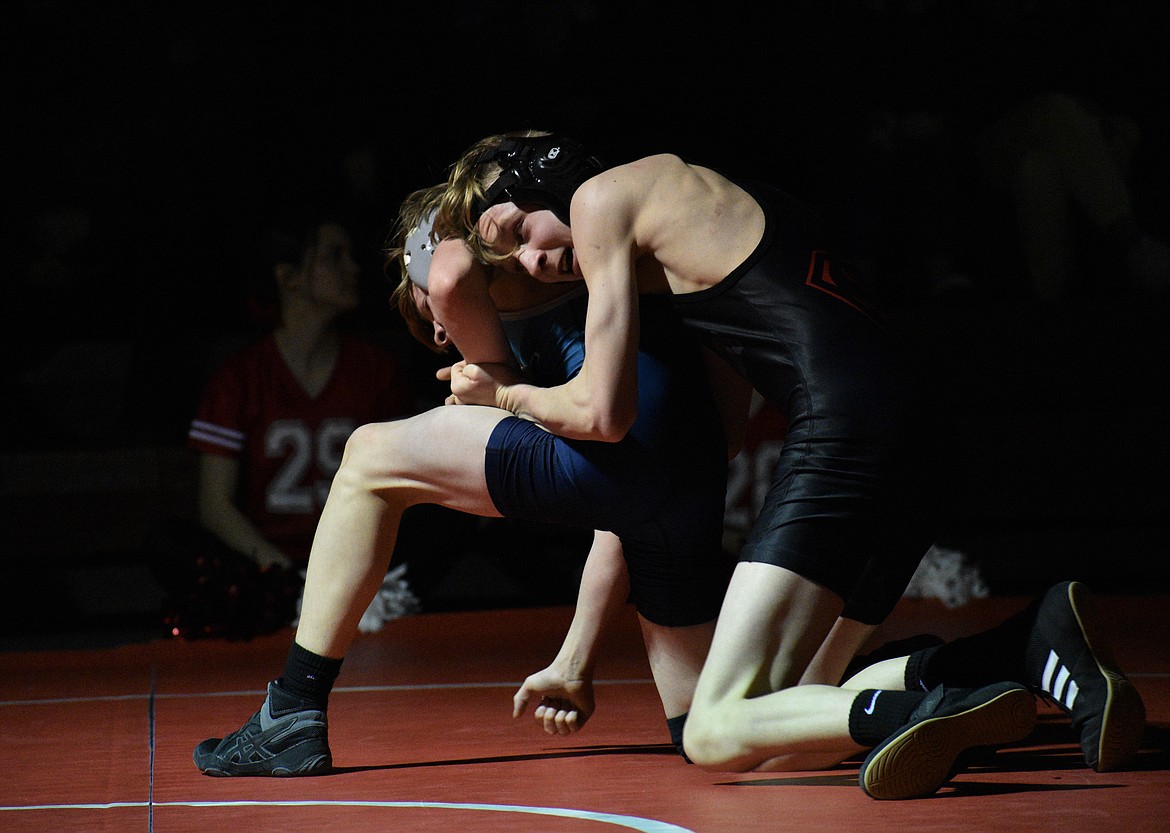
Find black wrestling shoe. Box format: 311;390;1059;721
193;681;332;776
859;682;1036;800
1025;580;1146;771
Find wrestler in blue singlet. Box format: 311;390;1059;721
484;286;731;627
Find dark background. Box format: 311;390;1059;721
4;1;1169;644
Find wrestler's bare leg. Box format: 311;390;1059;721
639;617;717;719
296;405;510;659
683;562;869;772
802;616;881;688
843;656;912;691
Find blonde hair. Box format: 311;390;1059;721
438;129;550;267
384;183;449;353
386;130;552;350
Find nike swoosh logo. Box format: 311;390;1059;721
864;690;881;715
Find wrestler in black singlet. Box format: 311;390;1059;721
672;180;942;624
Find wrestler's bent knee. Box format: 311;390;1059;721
335;423;403;487
682;708;756;772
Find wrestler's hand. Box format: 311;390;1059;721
513;666;595;735
440;360;521;408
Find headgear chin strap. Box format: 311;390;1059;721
403;209;438;289
474;134;607;225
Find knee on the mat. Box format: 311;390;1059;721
681;707;758;772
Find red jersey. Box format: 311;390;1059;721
188;334;413;564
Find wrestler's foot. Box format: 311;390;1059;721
859;682;1036;800
1026;580;1146;771
193;681;331;776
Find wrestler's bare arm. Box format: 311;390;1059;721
422;237;637;730
512;530;630;734
460;158;762;440
427;239;516;367
491;177;644;441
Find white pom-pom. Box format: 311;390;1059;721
357;564;421;633
293;564;421;633
903;544;989;608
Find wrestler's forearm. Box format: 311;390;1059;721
429;242;517;367
498;365;634;442
551;531;630;678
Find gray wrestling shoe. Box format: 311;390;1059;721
1025;580;1146;771
860;682;1036;800
193;681;332;776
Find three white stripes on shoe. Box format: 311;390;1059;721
1041;649;1079;710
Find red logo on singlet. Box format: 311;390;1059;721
805;250;869;316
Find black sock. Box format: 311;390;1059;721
665;713;692;764
277;641;343;710
904;645;940;691
848;689;927;747
907;595;1041;691
840;633;945;685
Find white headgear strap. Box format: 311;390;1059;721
403;209;439;289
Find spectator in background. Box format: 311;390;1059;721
970;90;1170;301
828;0;1170;303
163;210;418;638
935;1;1170;301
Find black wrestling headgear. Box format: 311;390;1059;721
474;134;607;226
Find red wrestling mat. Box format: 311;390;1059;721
2;597;1167;833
